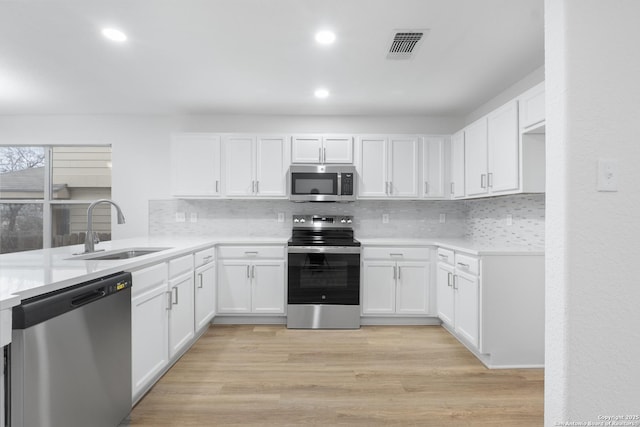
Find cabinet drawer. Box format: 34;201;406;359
131;262;168;297
436;248;455;265
362;247;430;260
217;246;284;259
455;253;479;276
194;247;215;268
169;254;194;279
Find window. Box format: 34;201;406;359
0;146;112;254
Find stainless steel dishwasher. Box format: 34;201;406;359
10;271;132;427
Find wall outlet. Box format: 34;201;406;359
175;212;186;223
190;212;198;223
439;213;446;223
277;213;285;223
506;214;513;226
382;214;389;224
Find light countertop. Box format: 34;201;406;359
357;237;544;256
0;236;288;309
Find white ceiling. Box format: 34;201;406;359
0;0;544;116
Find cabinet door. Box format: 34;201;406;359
396;262;430;314
362;261;396;314
195;263;216;331
436;263;455;327
223;136;255;196
217;261;252;313
519;82;545;130
256;136;289;197
487;100;519;194
323;136;353;163
168;273;195;359
454;272;479;349
291;136;322;163
422;136;446;198
251;261;285;314
170;134;221;197
464;119;489;197
450;131;465;199
132;283;169;400
358;136;388;197
388;137;419;197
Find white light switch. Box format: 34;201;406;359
439;214;446;223
506;214;513;226
175;212;186;222
597;159;619;192
382;214;389;224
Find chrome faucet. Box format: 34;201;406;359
84;199;126;253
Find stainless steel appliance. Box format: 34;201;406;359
11;272;132;427
287;215;361;329
289;165;356;202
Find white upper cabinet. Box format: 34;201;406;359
421;136;447;199
170;134;221;197
291;135;353;164
357;136;419;199
450;130;465;199
519;82;545;131
464;99;520;198
464;119;489;197
223;135;289;198
487;100;520;194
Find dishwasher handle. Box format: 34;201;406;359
12;271;132;330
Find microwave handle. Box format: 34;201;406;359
337;172;342;196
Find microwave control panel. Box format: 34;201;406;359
340;173;354;195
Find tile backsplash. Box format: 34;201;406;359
150;194;545;246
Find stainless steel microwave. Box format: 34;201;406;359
289;165;357;202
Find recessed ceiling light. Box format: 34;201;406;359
101;28;127;42
314;88;330;99
315;30;336;45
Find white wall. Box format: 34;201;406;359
0;114;462;238
545;0;640;424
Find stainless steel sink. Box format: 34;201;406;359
69;247;172;261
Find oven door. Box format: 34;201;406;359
287;247;360;305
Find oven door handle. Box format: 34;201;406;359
287;246;361;254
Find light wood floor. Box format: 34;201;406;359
127;325;543;426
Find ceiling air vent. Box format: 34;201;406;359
386;29;429;60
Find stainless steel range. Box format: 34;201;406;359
287;215;361;329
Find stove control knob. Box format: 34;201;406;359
347;219;353;224
341;218;347;224
300;218;306;223
293;218;299;223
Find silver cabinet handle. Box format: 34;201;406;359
215;180;219;193
390;253;403;257
397;266;401;280
246;265;250;278
245;251;258;255
438;253;448;259
389;182;393;194
256;180;259;193
453;275;458;290
481;174;487;189
450;182;455;195
385;182;389;195
393;265;397;280
252;181;255;193
172;286;179;305
488;172;493;188
166;291;173;310
197;273;204;289
203;255;213;263
323;147;326;163
319;147;322;163
457;262;470;269
447;272;453;287
424;181;429;195
251;265;255;278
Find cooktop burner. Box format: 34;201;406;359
288;215;360;247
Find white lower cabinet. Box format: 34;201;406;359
217;246;286;315
194;253;216;332
168;272;195;358
131;263;170;402
362;247;431;316
436;247;545;368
